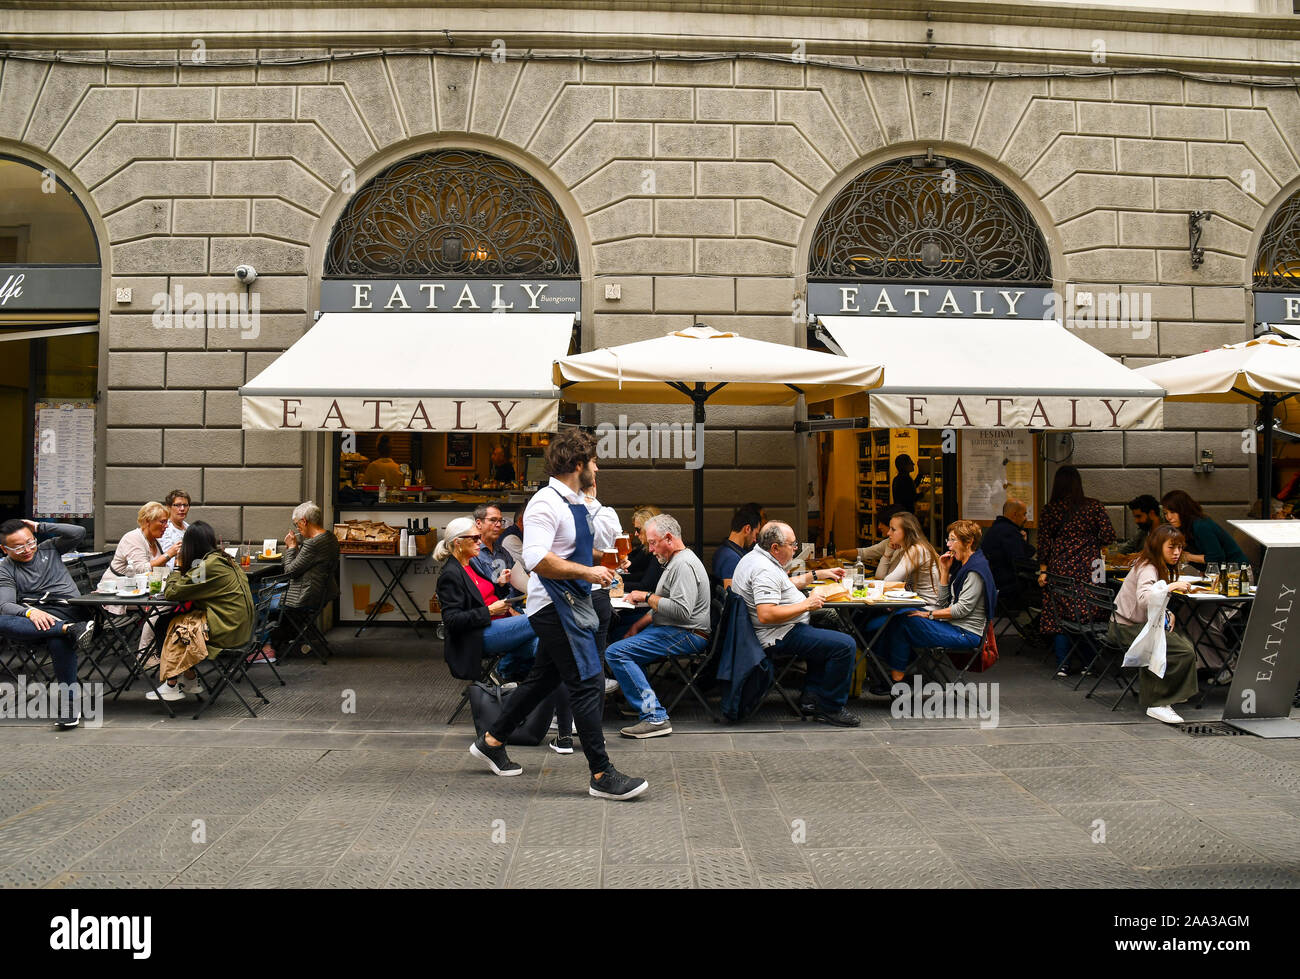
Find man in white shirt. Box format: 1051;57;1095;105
730;521;860;727
469;429;648;801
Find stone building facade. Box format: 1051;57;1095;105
1;1;1298;546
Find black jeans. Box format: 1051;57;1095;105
556;589;614;738
491;605;610;775
268;606;311;652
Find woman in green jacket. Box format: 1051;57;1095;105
147;520;254;701
1159;490;1248;569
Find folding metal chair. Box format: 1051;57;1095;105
244;578;290;686
994;559;1044;650
81;553;113;588
1076;585;1140;710
1044;572;1110;677
274;595;335;665
446;650;504;724
189;585;280;719
649;591;725;722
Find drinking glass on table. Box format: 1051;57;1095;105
1206;562;1220;593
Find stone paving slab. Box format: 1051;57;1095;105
2;632;1300;887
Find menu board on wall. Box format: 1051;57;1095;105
33;401;95;518
960;430;1035;526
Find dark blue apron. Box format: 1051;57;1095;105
536;486;603;681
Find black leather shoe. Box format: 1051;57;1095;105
807;704;862;727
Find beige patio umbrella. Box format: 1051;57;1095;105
1137;335;1300;506
553;325;885;549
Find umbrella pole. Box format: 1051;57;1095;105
693;384;706;556
1262;394;1276;511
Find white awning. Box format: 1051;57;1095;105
240;312;574;432
818;316;1165;430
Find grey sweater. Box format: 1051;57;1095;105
0;522;86;615
937;574;986;638
651;548;711;631
282;531;340;609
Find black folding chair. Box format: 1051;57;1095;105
189;586;279;719
446;649;505;725
648;591;725;722
244;578;290;686
995;559;1044;650
1072;584;1140;709
274;593;335;665
0;636;53;683
81;553;113;588
1044;572;1110;677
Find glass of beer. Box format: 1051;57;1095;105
601;548;618;570
615;534;630;561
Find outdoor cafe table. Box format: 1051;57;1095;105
805;592;928;693
243;558;283;582
1169;588;1254;677
67;592;181;705
343;552;431;638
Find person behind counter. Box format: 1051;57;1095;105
490;445;516;484
361;435;404;488
435;517;538;686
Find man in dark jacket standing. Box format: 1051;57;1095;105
981;499;1034;603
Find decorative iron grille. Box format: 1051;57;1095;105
325;149;579;277
1254;194;1300;290
808;158;1051;284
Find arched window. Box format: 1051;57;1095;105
324;148;579;278
1254;193;1300;291
808;157;1050;284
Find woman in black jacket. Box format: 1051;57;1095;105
434;517;537;683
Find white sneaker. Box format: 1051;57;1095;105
1146;705;1184;724
181;675;204;695
145;681;185;702
604;677;621;696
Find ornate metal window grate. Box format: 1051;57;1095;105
1254;194;1300;291
808;158;1051;284
325;149;579;277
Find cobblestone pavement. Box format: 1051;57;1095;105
2;631;1300;888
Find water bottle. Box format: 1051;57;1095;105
853;558;866;593
378;478;387;503
1243;562;1254;594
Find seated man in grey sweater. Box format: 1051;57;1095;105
607;513;710;739
0;518;94;729
254;501;340;664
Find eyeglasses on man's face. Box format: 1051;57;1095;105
3;538;37;554
171;502;190;510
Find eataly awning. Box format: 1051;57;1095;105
240;312;574;432
817;316;1166;430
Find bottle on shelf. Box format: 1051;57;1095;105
377;478;387;503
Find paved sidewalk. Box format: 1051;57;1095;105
2;632;1299;888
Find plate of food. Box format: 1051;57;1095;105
890;590;918;599
256;553;282;561
116;587;147;598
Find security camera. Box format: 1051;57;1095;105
234;265;258;284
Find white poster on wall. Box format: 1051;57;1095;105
960;430;1034;524
33;401;95;518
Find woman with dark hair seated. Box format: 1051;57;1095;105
146;520;254;702
881;519;997;672
1107;523;1198;724
1159;489;1247;569
434;517;538;685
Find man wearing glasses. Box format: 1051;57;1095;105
470;503;513;599
730;521;861;727
159;490;191;569
0;518;93;729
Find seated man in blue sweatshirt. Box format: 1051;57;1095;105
0;518;94;729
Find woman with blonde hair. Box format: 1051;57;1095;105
110;501;181;576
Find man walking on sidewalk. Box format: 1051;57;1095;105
469;429;648;800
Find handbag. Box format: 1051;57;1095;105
466;681;558;746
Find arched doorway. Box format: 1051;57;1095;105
243;146;582;626
1250;191;1300;505
0;156;101;527
806;154;1067;548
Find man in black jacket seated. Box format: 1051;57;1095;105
981;499;1034;605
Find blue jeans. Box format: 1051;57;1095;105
606;624;707;722
0;614;80;721
891;615;982;667
768;623;855;711
482;614;538;681
856;610;914;672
